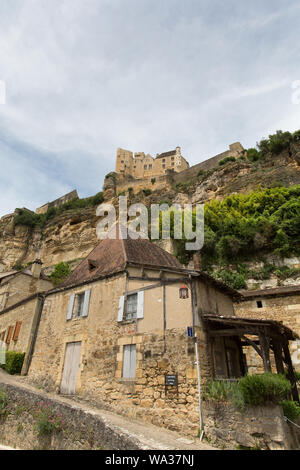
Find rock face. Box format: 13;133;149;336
0;145;300;271
0;208;99;271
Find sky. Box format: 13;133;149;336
0;0;300;216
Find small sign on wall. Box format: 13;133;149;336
165;374;178;386
165;374;178;396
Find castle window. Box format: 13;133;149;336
149;164;152;169
144;165;147;170
256;300;263;309
171;156;174;160
162;164;165;169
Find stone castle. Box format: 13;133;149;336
115;142;244;180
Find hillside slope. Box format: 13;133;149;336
0;139;299;274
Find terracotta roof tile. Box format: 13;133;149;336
61;236;182;287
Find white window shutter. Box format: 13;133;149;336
137;291;144;319
130;345;136;378
67;294;75;320
117;295;125;322
122;345;131;378
82;289;91;317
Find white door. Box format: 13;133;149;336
60;342;81;394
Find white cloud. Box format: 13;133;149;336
0;0;299;216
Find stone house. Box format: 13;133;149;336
0;259;52;312
0;260;53;373
22;236;298;435
235;285;300;374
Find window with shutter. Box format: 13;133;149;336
122;344;136;379
117;296;125;322
6;325;14;344
82;290;91;317
76;293;85;317
67;294;75;320
125;294;137;320
13;321;22;341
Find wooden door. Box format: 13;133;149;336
60;342;81;394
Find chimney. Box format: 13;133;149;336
193;252;202;271
31;259;43;279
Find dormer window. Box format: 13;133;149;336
88;260;98;271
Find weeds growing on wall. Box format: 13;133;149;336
0;388;7;418
34;401;64;437
280;400;300;422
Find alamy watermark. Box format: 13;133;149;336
0;80;6;105
96;196;204;251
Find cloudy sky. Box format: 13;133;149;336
0;0;299;216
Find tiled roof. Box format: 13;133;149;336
239;285;300;299
61;236;182;287
156;150;176;159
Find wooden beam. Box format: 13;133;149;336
209;329;255;337
259;332;272;372
241;335;263;358
272;339;285;375
282;340;299;402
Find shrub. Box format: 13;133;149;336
1;351;25;375
141;188;152;196
105;172;116;181
0;388;7;418
49;262;71;286
239;373;291;406
205;380;245;410
213;268;247;290
35;401;64;437
247;148;261;162
219;156;236;166
151;178;156;185
280;400;300;422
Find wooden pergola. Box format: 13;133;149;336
203;314;299;402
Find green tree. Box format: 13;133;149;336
50;262;71;286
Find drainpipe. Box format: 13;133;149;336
22;294;45;375
195;335;204;441
190;277;204;441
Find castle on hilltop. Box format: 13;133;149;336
115;142;245;181
115;146;190;179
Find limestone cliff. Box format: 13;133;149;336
0;143;300;273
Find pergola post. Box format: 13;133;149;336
282;340;299;402
258;332;272;373
272;339;285;375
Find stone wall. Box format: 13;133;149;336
0;382;143;450
0;296;39;355
203;401;300;450
36;190;79;215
